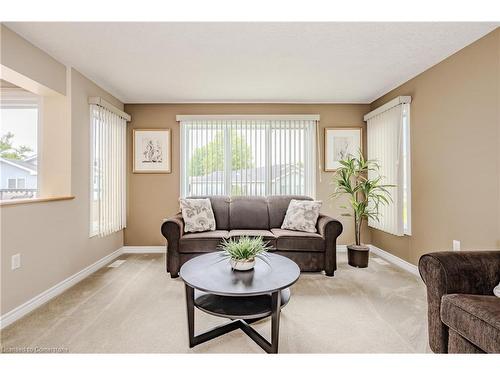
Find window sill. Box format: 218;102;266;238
0;196;75;207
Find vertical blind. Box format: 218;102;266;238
366;100;411;236
179;118;317;197
90;104;127;237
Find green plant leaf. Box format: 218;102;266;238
330;150;394;245
218;236;271;261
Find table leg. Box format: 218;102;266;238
184;285;284;353
185;284;195;347
270;290;281;353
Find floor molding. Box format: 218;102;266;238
336;244;347;252
122;246;165;254
368;244;419;277
0;247;123;329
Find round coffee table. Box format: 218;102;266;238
180;252;300;353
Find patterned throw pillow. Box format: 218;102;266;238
494;282;500;298
179;198;216;233
281;199;322;233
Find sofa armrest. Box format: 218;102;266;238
161;213;184;242
418;251;500;353
316;214;343;239
161;213;185;277
317;214;343;276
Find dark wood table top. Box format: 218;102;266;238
179;252;300;297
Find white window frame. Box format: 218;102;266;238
178;115;318;198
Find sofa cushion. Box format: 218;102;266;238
189;196;230;230
441;294;500;353
229;229;276;248
267;195;313;229
281;199;322;233
179;230;229;253
271;228;324;252
448;328;484;353
229;196;269;229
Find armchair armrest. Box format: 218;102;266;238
418;251;500;353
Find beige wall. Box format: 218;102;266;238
498;30;500;251
124;104;370;247
369;28;500;265
39;93;72;197
0;27;124;316
0;24;66;96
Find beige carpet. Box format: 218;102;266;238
1;251;430;353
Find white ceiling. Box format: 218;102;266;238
5;22;498;103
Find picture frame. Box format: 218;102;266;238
133;129;172;173
324;127;362;171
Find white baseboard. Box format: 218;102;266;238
0;247;123;329
122;246;165;254
336;244;347;252
368;244;419;277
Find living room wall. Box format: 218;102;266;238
368;28;500;265
124;103;370;247
0;25;124;316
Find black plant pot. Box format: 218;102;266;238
347;245;370;268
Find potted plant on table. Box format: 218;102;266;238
332;152;393;268
219;236;271;271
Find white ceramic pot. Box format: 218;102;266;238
230;258;256;271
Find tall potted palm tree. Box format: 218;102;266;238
332;152;393;268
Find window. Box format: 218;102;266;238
179;116;318;198
89;100;128;237
7;178;16;189
6;178;26;189
17;178;26;189
365;96;411;236
0;85;40;201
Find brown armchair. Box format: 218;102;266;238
419;251;500;353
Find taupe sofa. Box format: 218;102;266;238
419;251;500;353
161;195;343;278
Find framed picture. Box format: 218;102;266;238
324;127;362;171
133;129;171;173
